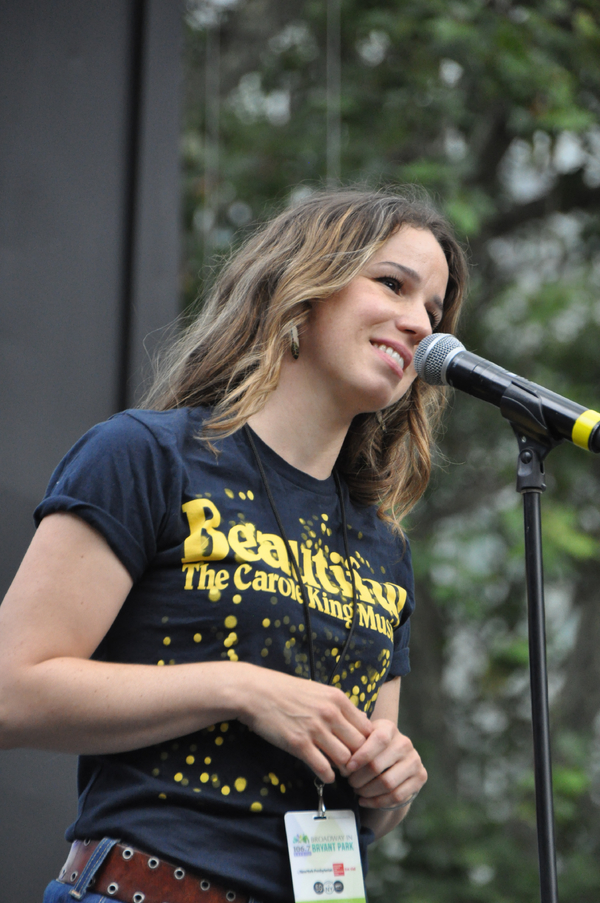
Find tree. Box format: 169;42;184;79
182;1;600;898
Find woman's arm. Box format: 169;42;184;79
0;512;372;783
343;677;428;839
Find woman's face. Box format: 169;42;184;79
299;225;450;419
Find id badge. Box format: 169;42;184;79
284;808;366;903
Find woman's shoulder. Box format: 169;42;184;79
70;406;210;455
109;405;209;438
41;407;212;495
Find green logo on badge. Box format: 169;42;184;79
292;832;312;856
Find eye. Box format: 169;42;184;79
377;275;403;293
427;307;443;330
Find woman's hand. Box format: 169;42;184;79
235;668;374;784
339;677;427;838
342;717;427;809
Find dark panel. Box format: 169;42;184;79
0;4;133;899
127;0;183;404
0;750;79;903
0;1;131;501
0;2;182;900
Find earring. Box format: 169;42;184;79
376;410;387;432
290;325;299;360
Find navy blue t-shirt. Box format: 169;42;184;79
35;408;415;903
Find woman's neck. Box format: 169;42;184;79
246;365;352;480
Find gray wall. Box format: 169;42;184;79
0;2;182;899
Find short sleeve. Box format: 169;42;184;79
34;413;171;581
385;538;416;680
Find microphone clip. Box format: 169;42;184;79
511;429;552;494
499;381;563;493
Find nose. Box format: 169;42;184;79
394;296;433;344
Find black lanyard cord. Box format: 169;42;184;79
329;469;359;686
244;425;358;686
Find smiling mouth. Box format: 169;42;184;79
373;343;405;370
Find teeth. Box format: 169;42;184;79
375;344;404;369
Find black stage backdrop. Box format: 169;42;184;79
0;2;182;899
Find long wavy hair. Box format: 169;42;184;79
144;188;468;531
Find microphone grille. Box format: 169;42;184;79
414;333;464;385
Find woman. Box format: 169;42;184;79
0;188;467;903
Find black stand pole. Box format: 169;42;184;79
512;428;559;903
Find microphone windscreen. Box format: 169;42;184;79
414;333;464;385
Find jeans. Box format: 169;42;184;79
43;837;121;903
43;879;117;903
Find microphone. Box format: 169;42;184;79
414;333;600;453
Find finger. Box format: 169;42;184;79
334;695;374;740
313;732;363;774
292;728;372;784
356;759;427;803
357;775;422;808
312;690;373;756
348;744;407;790
298;744;337;784
349;730;426;793
345;728;394;778
312;712;374;771
329;719;372;759
352;759;408;798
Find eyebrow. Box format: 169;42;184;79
377;260;445;315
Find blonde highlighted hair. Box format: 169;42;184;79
144;188;468;532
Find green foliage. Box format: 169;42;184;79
182;0;600;898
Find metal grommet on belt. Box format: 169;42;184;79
226;892;237;901
147;857;160;869
70;872;78;882
174;867;185;880
83;839;91;846
200;879;211;891
106;882;119;895
133;894;145;902
122;847;134;860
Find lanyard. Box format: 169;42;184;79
244;425;358;686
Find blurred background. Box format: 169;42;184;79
1;1;600;900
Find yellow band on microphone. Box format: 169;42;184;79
572;410;600;449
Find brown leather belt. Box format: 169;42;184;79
58;839;249;903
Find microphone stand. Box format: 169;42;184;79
501;383;561;903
